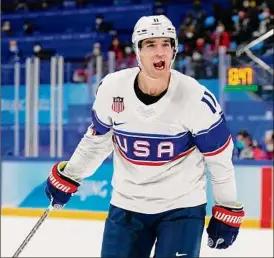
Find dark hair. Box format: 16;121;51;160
237;129;250;138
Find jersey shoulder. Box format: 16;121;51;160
171;69;206;100
171;70;219;111
99;67;139;93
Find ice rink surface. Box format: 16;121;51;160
1;216;273;257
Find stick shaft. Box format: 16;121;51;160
12;206;53;257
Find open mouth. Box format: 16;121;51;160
153;60;166;70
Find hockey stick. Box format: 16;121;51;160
12;201;60;257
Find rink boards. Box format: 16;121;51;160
1;158;273;229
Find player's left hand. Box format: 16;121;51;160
206;204;245;249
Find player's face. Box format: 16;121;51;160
139;38;174;77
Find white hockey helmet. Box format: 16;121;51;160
132;15;178;66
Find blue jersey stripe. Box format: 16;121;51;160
91;109;112;135
193;117;223;136
193;118;231;153
203;135;232;156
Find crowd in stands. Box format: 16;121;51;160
174;0;274;78
234;129;274;160
60;0;274;82
2;0;273;75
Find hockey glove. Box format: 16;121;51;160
207;204;245;249
45;161;80;208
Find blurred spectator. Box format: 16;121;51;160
118;45;137;69
33;43;43;57
85;42;102;64
7;39;22;63
41;0;50;10
23;20;35;35
235;129;250;158
264;130;274;159
253;6;273;37
72;65;87;83
108;36;124;63
233;10;256;45
235;129;267;160
73;42;105;83
239;134;255;159
178;25;197;56
95;14;113;33
211;22;231;53
2;21;14;36
252;140;267;160
15;0;28;11
178;13;195;37
191;50;206;79
196;37;206;52
33;43;55;59
85;42;103;79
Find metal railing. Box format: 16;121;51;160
11;56;64;157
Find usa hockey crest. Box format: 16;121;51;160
112;97;124;113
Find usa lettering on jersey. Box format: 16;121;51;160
117;138;175;158
113;130;196;166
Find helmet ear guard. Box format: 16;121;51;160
170;38;178;60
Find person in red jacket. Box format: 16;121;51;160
211;22;231;53
108;36;124;62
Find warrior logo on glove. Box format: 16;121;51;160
213;206;244;227
45;162;80;207
48;162;79;193
207;204;245;249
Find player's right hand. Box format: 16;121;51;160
45;161;80;208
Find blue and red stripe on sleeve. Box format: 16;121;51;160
192;116;232;156
89;109;112;135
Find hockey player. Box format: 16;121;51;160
45;15;245;257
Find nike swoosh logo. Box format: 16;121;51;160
175;252;187;257
113;122;125;126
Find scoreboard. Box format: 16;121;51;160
224;67;259;92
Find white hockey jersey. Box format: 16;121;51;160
64;67;237;214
